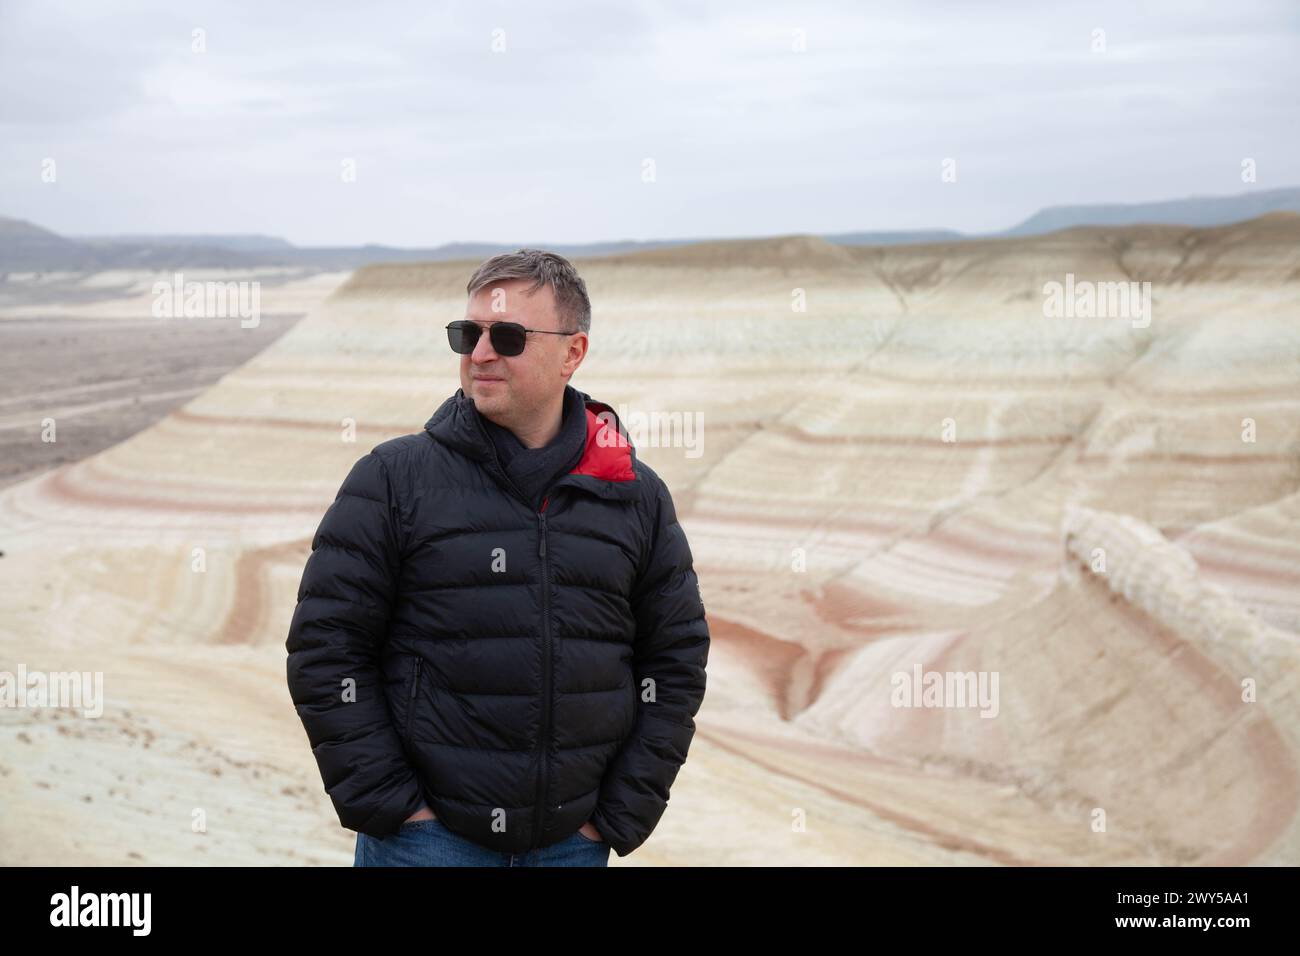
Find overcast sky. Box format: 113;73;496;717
2;0;1297;246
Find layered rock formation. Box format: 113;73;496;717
1;215;1297;864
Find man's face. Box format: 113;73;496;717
458;278;585;428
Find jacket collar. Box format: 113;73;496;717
424;385;641;506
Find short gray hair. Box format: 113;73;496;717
465;248;591;334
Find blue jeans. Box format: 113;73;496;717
353;818;611;867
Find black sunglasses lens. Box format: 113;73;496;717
447;322;478;354
447;321;528;356
489;323;527;356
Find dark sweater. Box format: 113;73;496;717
480;384;588;510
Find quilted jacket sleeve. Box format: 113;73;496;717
285;450;426;838
590;468;710;856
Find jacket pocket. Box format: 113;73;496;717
404;656;423;743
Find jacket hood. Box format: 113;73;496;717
424;385;641;503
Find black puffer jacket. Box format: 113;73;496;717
285;387;709;857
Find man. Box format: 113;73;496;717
285;249;709;866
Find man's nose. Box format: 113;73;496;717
471;327;499;362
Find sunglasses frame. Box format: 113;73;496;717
445;319;579;357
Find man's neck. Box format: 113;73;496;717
486;391;566;449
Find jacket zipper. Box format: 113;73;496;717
405;657;422;742
532;505;552;846
479;433;563;846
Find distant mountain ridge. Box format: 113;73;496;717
999;186;1300;237
75;233;297;253
4;185;1299;271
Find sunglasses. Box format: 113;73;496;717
445;320;578;357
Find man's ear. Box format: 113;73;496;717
562;333;588;375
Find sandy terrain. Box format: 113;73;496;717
0;269;352;490
1;219;1297;866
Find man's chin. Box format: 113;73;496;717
468;383;507;409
